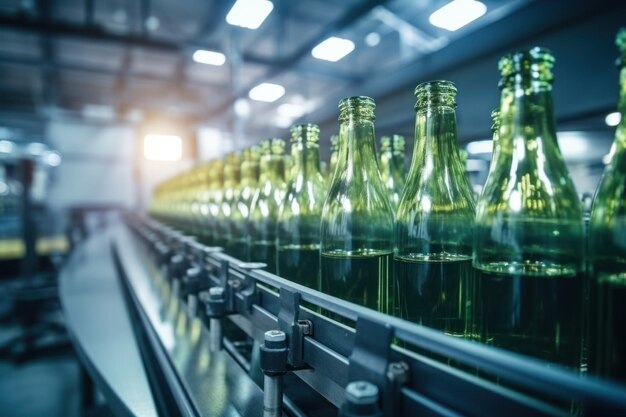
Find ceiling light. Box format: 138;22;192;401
234;98;250;117
311;37;355;62
192;49;226;66
365;32;381;47
274;116;294;128
44;151;62;167
278;103;305;118
226;0;274;30
429;0;487;32
0;140;14;153
466;139;492;154
144;134;182;161
605;111;621;127
248;83;285;103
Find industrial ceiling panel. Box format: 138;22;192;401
0;29;40;59
185;62;230;85
55;38;125;71
129;48;179;77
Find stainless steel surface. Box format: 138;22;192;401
59;227;158;417
210;318;223;352
263;375;283;417
115;225;267;417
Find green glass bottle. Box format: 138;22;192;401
378;135;406;211
249;139;286;272
473;48;585;368
589;28;626;382
320;97;394;313
229;146;261;260
277;124;326;287
328;134;339;182
394;81;476;338
206;159;224;246
215;152;241;250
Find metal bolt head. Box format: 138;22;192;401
264;330;286;343
237;261;267;270
387;361;410;385
209;287;224;300
345;381;378;405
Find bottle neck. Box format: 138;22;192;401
410;105;462;178
292;141;321;177
337;117;377;177
259;156;284;183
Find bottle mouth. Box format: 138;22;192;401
414;80;457;110
338;96;375;122
498;47;554;86
270;138;286;154
290;124;320;142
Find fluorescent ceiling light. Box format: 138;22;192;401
226;0;274;30
605;111;621;127
192;49;226;66
82;104;116;121
0;140;14;153
248;82;285;102
466;139;492;154
429;0;487;32
144;134;182;161
278;103;305;118
311;36;355;62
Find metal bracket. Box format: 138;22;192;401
277;288;312;369
347;317;406;417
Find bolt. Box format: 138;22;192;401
264;330;286;343
387;361;410;385
237;261;267;270
345;381;379;405
209;286;224;300
297;320;313;336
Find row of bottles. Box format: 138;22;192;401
149;31;626;384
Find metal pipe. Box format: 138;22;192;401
263;374;283;417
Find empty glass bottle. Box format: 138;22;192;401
473;48;585;369
589;28;626;382
277;124;326;287
320;96;394;313
249;139;286;272
215;152;241;250
229;146;261;260
379;135;406;211
394;81;476;338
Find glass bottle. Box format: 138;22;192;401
327;134;339;182
205;159;224;246
277;124;326;287
215;152;241;250
320;96;394;313
589;27;626;382
379;135;406;211
394;81;476;338
248;139;286;272
473;48;585;369
229;146;260;260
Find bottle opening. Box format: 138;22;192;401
498;47;554;87
290;124;320;143
338;96;375;122
414;80;457;110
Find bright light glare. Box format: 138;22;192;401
0;140;14;153
44;151;62;167
278;103;305;118
234;98;250;117
466;139;493;154
311;37;355;62
226;0;274;30
248;83;285;102
365;32;381;47
429;0;487;32
605;111;622;127
144;134;182;161
192;49;226;66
